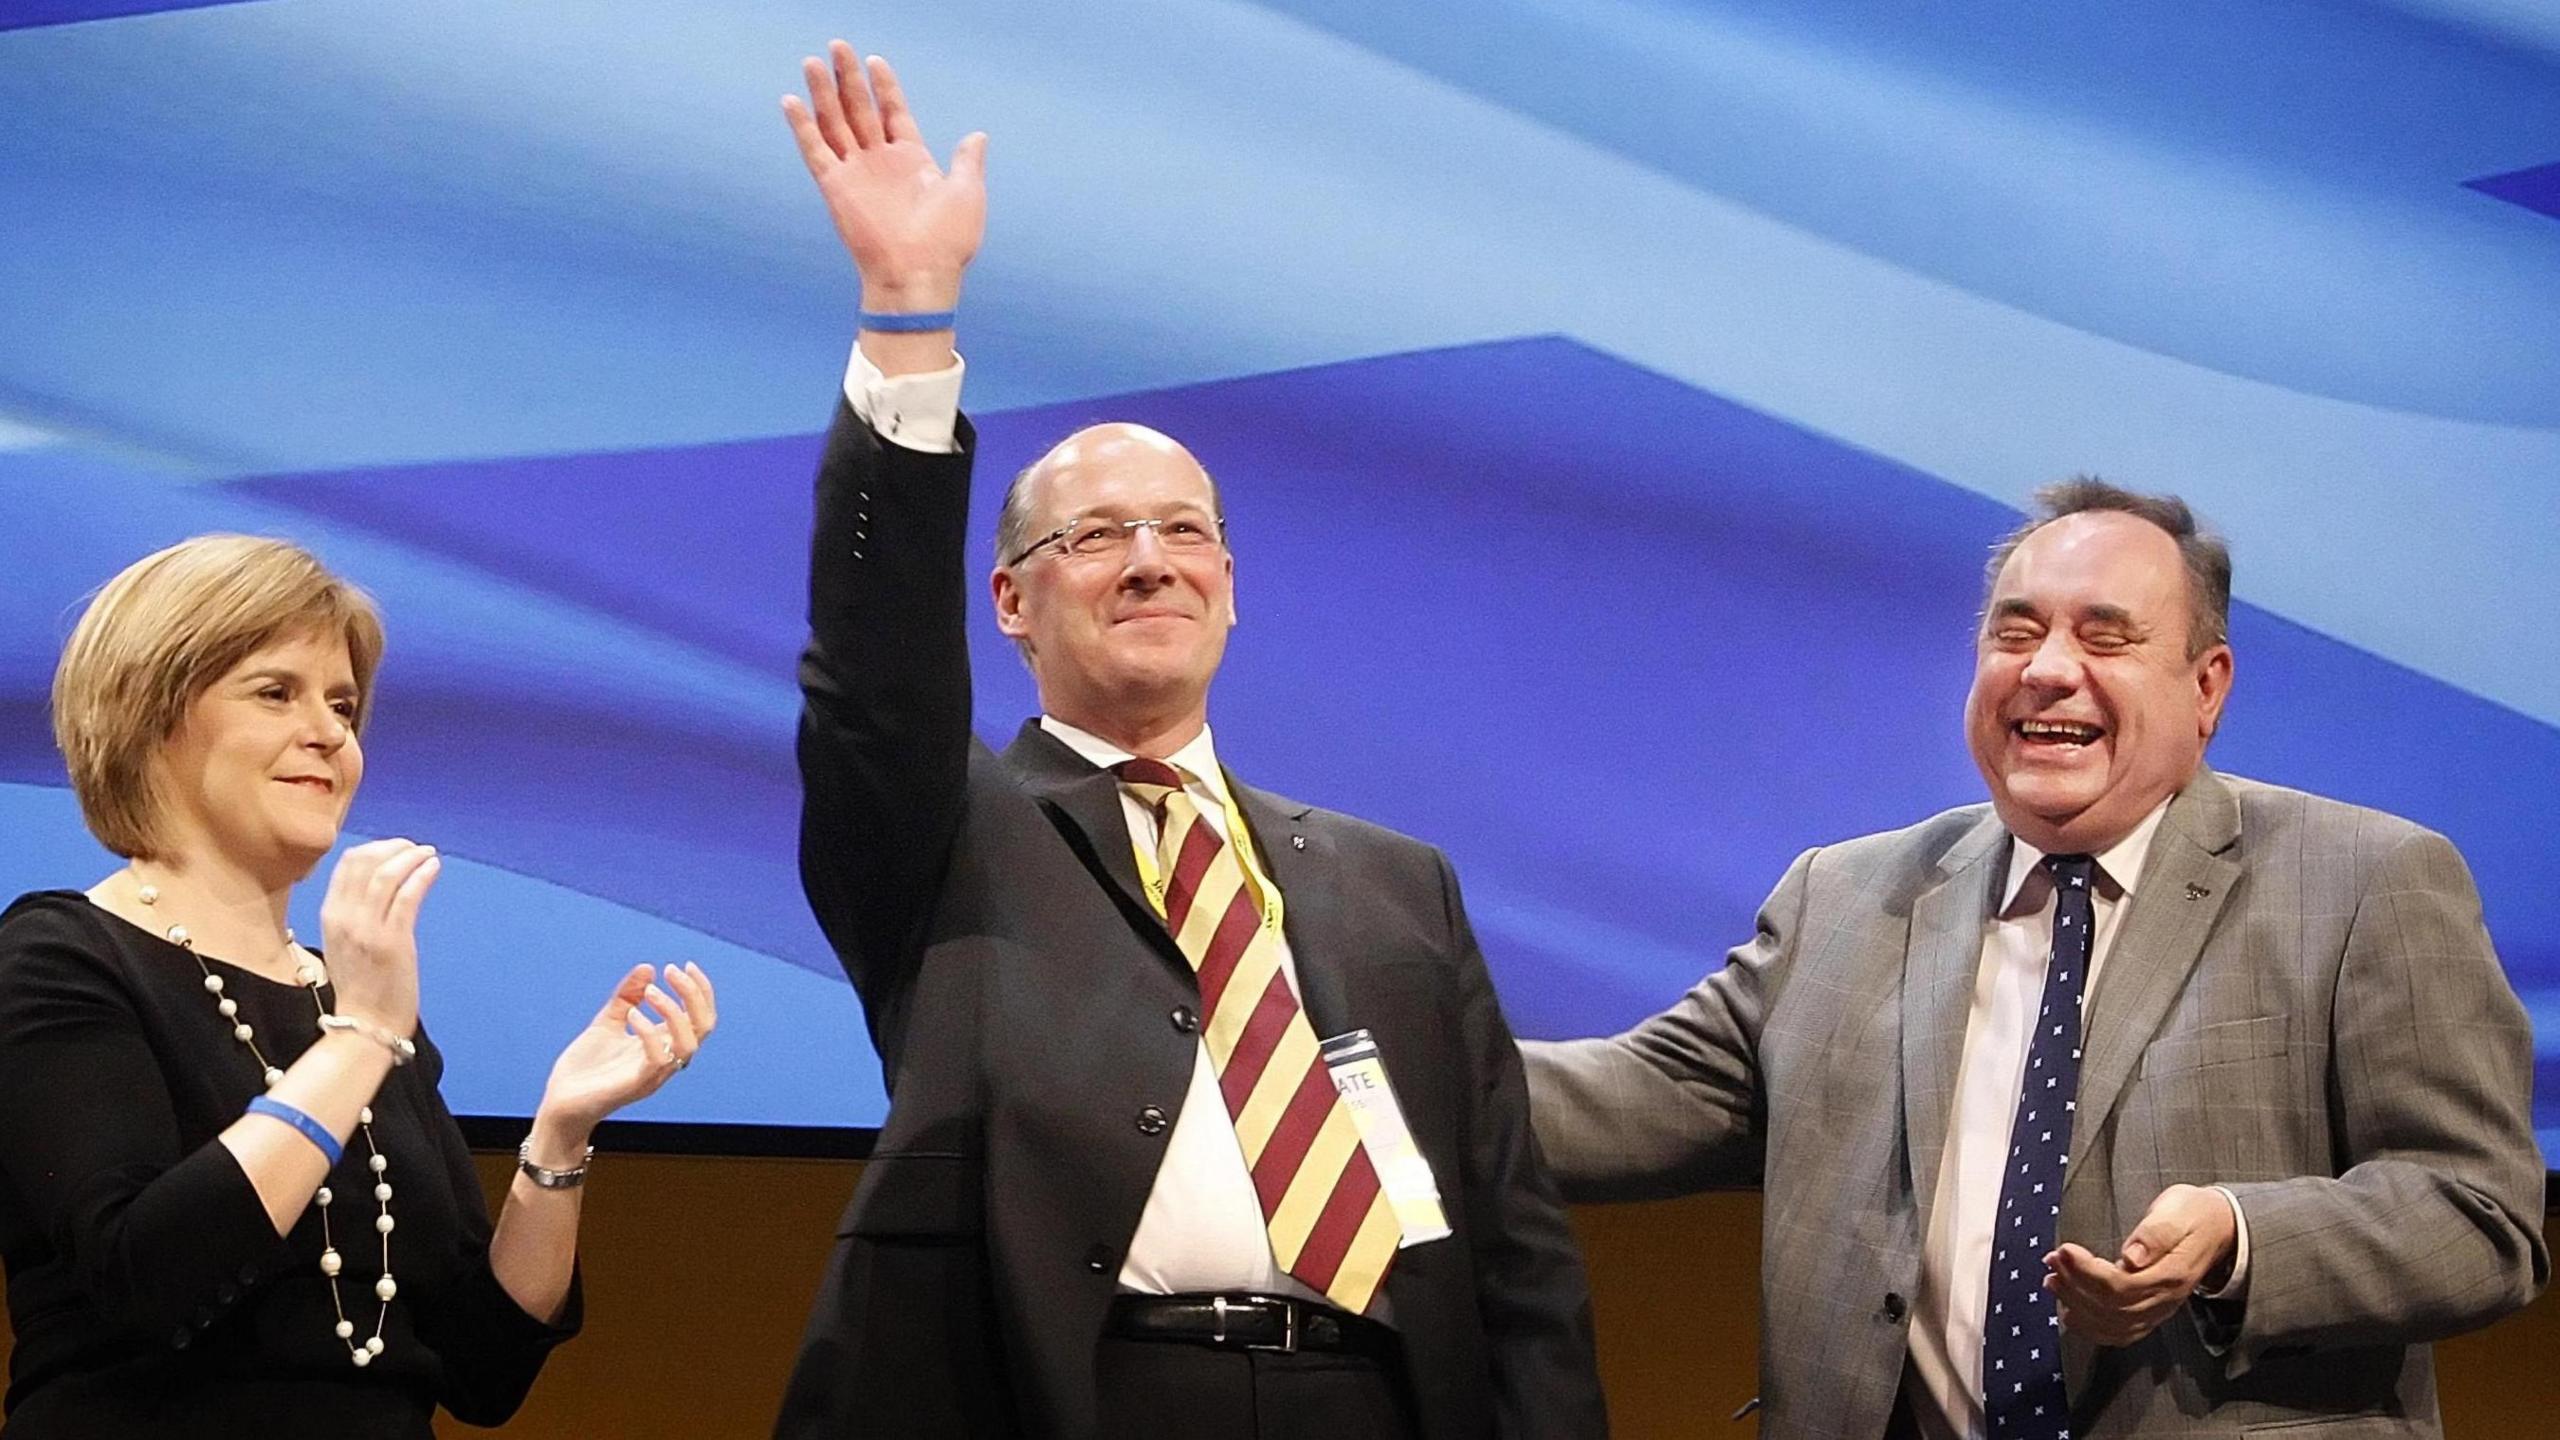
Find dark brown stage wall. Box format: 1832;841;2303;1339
1;1154;2550;1437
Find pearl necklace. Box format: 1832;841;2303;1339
136;882;399;1369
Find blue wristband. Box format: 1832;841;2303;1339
246;1095;344;1166
857;308;958;333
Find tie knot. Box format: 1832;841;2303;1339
2046;852;2097;891
1113;757;1188;796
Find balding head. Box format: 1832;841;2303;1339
988;420;1238;755
997;423;1222;567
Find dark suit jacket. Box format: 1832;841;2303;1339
773;403;1607;1440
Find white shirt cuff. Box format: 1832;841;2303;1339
843;345;966;454
2199;1184;2250;1300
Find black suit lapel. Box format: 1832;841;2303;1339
1229;777;1352;1037
1001;720;1190;973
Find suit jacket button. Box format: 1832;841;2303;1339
1169;1006;1199;1034
1135;1105;1169;1136
1084;1245;1114;1274
170;1327;193;1350
1883;1292;1908;1322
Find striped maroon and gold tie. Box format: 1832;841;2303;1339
1115;758;1400;1314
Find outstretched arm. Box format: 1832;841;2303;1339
485;961;719;1325
784;46;990;1054
1520;849;1806;1202
782;41;986;376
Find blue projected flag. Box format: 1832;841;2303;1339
0;1;2550;1153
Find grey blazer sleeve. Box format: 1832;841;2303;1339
2217;827;2549;1373
1520;848;1813;1201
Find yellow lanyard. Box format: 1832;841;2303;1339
1128;778;1286;936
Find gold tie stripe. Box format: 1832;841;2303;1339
1116;758;1399;1314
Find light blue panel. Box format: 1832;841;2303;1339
3;0;2553;727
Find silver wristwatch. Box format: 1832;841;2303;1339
516;1139;596;1190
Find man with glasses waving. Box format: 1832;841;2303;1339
771;42;1607;1440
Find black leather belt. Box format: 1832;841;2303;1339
1106;1293;1400;1361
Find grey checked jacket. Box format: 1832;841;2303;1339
1525;769;2547;1438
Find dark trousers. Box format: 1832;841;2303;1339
1094;1335;1421;1439
1882;1385;1925;1440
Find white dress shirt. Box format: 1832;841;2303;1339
1037;719;1333;1303
1907;803;2249;1439
843;346;965;453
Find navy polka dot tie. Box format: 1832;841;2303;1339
1982;853;2096;1440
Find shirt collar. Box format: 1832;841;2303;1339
1039;715;1232;810
1999;797;2172;916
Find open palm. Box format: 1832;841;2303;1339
784;41;986;299
537;962;717;1129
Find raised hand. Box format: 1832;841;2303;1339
782;41;987;311
316;838;438;1038
533;962;719;1133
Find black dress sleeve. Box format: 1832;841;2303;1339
0;898;290;1342
396;1024;583;1428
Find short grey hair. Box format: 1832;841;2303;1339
1984;477;2231;658
993;460;1047;568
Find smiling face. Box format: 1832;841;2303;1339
1964;510;2232;855
151;628;365;885
991;424;1236;747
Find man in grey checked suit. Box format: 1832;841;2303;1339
1524;480;2548;1438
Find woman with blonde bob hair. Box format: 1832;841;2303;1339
0;535;716;1439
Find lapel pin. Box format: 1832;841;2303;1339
1291;834;1306;851
2183;882;2210;901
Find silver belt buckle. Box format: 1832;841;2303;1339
1241;1296;1298;1354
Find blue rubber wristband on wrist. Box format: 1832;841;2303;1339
857;308;958;333
246;1095;344;1166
